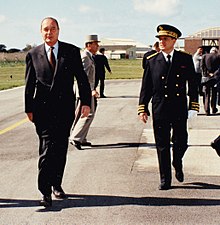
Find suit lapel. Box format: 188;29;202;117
50;42;64;90
156;52;168;77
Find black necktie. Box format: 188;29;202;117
49;47;56;72
167;54;171;68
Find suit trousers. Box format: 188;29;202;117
36;123;69;196
203;85;217;113
70;96;97;143
153;117;188;184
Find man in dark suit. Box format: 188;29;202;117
201;47;220;115
138;24;199;190
24;17;91;207
94;48;112;98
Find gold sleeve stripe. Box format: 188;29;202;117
138;104;145;114
190;102;200;112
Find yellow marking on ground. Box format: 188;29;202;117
0;118;28;135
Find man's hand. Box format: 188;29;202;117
26;112;33;122
92;90;99;98
81;105;90;118
139;112;148;123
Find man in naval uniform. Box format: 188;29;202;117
138;24;199;190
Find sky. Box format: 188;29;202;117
1;0;220;50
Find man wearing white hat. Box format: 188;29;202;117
69;35;100;149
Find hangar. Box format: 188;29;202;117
184;27;220;54
98;38;151;59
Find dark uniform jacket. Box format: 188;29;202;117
25;41;91;135
138;50;199;121
142;50;157;69
94;54;111;79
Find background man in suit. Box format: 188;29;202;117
138;24;199;190
69;35;99;150
201;47;220;115
24;17;91;207
94;48;112;98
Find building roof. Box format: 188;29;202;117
100;38;149;48
188;27;220;38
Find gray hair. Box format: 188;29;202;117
210;47;218;53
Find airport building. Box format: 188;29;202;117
184;27;220;54
98;38;151;59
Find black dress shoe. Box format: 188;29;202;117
158;183;171;190
100;95;106;98
211;141;220;157
212;108;218;114
39;195;52;207
73;141;82;150
53;186;67;199
81;141;92;146
175;170;184;182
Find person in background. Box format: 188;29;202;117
201;47;220;115
138;24;199;190
94;48;112;98
69;35;99;150
142;41;160;69
24;17;91;207
193;46;204;96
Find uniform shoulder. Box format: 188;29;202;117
178;49;192;55
146;52;159;60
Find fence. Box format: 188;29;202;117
0;52;26;64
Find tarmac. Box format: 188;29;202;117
0;80;220;224
134;95;220;177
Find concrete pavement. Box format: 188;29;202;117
0;80;220;225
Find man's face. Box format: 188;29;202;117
41;18;59;46
198;47;203;55
158;36;176;53
88;42;99;54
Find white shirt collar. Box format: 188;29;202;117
162;49;174;62
45;42;59;58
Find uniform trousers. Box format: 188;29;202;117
70;96;97;143
153;117;188;184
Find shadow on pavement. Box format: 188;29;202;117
91;142;142;149
1;182;220;212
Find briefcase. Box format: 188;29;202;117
211;135;220;157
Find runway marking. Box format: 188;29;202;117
0;118;28;135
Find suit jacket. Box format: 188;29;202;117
94;54;111;78
81;50;96;90
201;52;220;75
139;50;199;121
24;41;91;133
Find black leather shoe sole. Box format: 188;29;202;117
39;196;52;207
73;141;82;150
158;183;171;190
175;170;184;182
81;142;92;146
53;187;67;199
